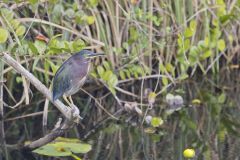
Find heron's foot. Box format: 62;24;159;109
63;95;77;109
68;103;82;123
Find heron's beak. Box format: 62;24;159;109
88;53;105;58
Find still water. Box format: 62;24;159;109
2;71;240;160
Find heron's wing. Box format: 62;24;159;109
52;60;72;101
52;56;89;101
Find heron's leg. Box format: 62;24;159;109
63;95;72;107
69;96;74;105
67;96;75;109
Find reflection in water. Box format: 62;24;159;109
2;71;240;160
82;73;240;160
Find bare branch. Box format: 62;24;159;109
1;52;81;123
24;117;75;150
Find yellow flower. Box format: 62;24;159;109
183;148;195;158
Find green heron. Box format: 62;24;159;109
52;50;104;106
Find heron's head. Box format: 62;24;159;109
77;50;105;60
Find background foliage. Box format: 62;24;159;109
0;0;240;159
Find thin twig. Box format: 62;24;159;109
18;18;105;46
5;111;45;122
80;88;118;120
118;74;168;84
0;55;8;159
42;97;50;134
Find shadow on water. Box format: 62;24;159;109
1;69;240;160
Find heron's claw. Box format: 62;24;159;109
68;103;82;123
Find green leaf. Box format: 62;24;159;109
177;34;184;46
205;37;209;46
0;8;14;19
189;46;199;57
128;26;139;44
212;19;219;27
65;8;75;18
108;74;118;87
97;66;105;77
72;39;85;52
162;77;168;86
28;0;38;4
179;73;189;80
189;46;199;65
109;86;116;95
33;144;72;157
189;20;197;31
133;71;138;78
53;142;91;154
10;19;20;29
103;61;111;70
125;69;131;78
220;14;234;24
87;16;95;25
87;0;99;7
216;0;226;16
200;50;212;60
211;28;221;40
177;35;183;46
119;70;126;80
152;16;162;26
151;117;163;127
16;25;26;36
75;14;85;24
33;137;92;157
218;93;226;104
28;42;38;54
197;40;206;50
217;39;226;51
16;76;22;84
165;63;174;73
34;40;47;54
135;66;144;76
90;71;97;78
64;41;71;51
46;60;58;74
184;39;190;50
0;27;9;43
102;70;112;81
159;63;165;73
184;28;193;38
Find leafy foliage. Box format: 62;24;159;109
1;0;240;159
33;137;91;158
0;27;8;43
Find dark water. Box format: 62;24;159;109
1;70;240;160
